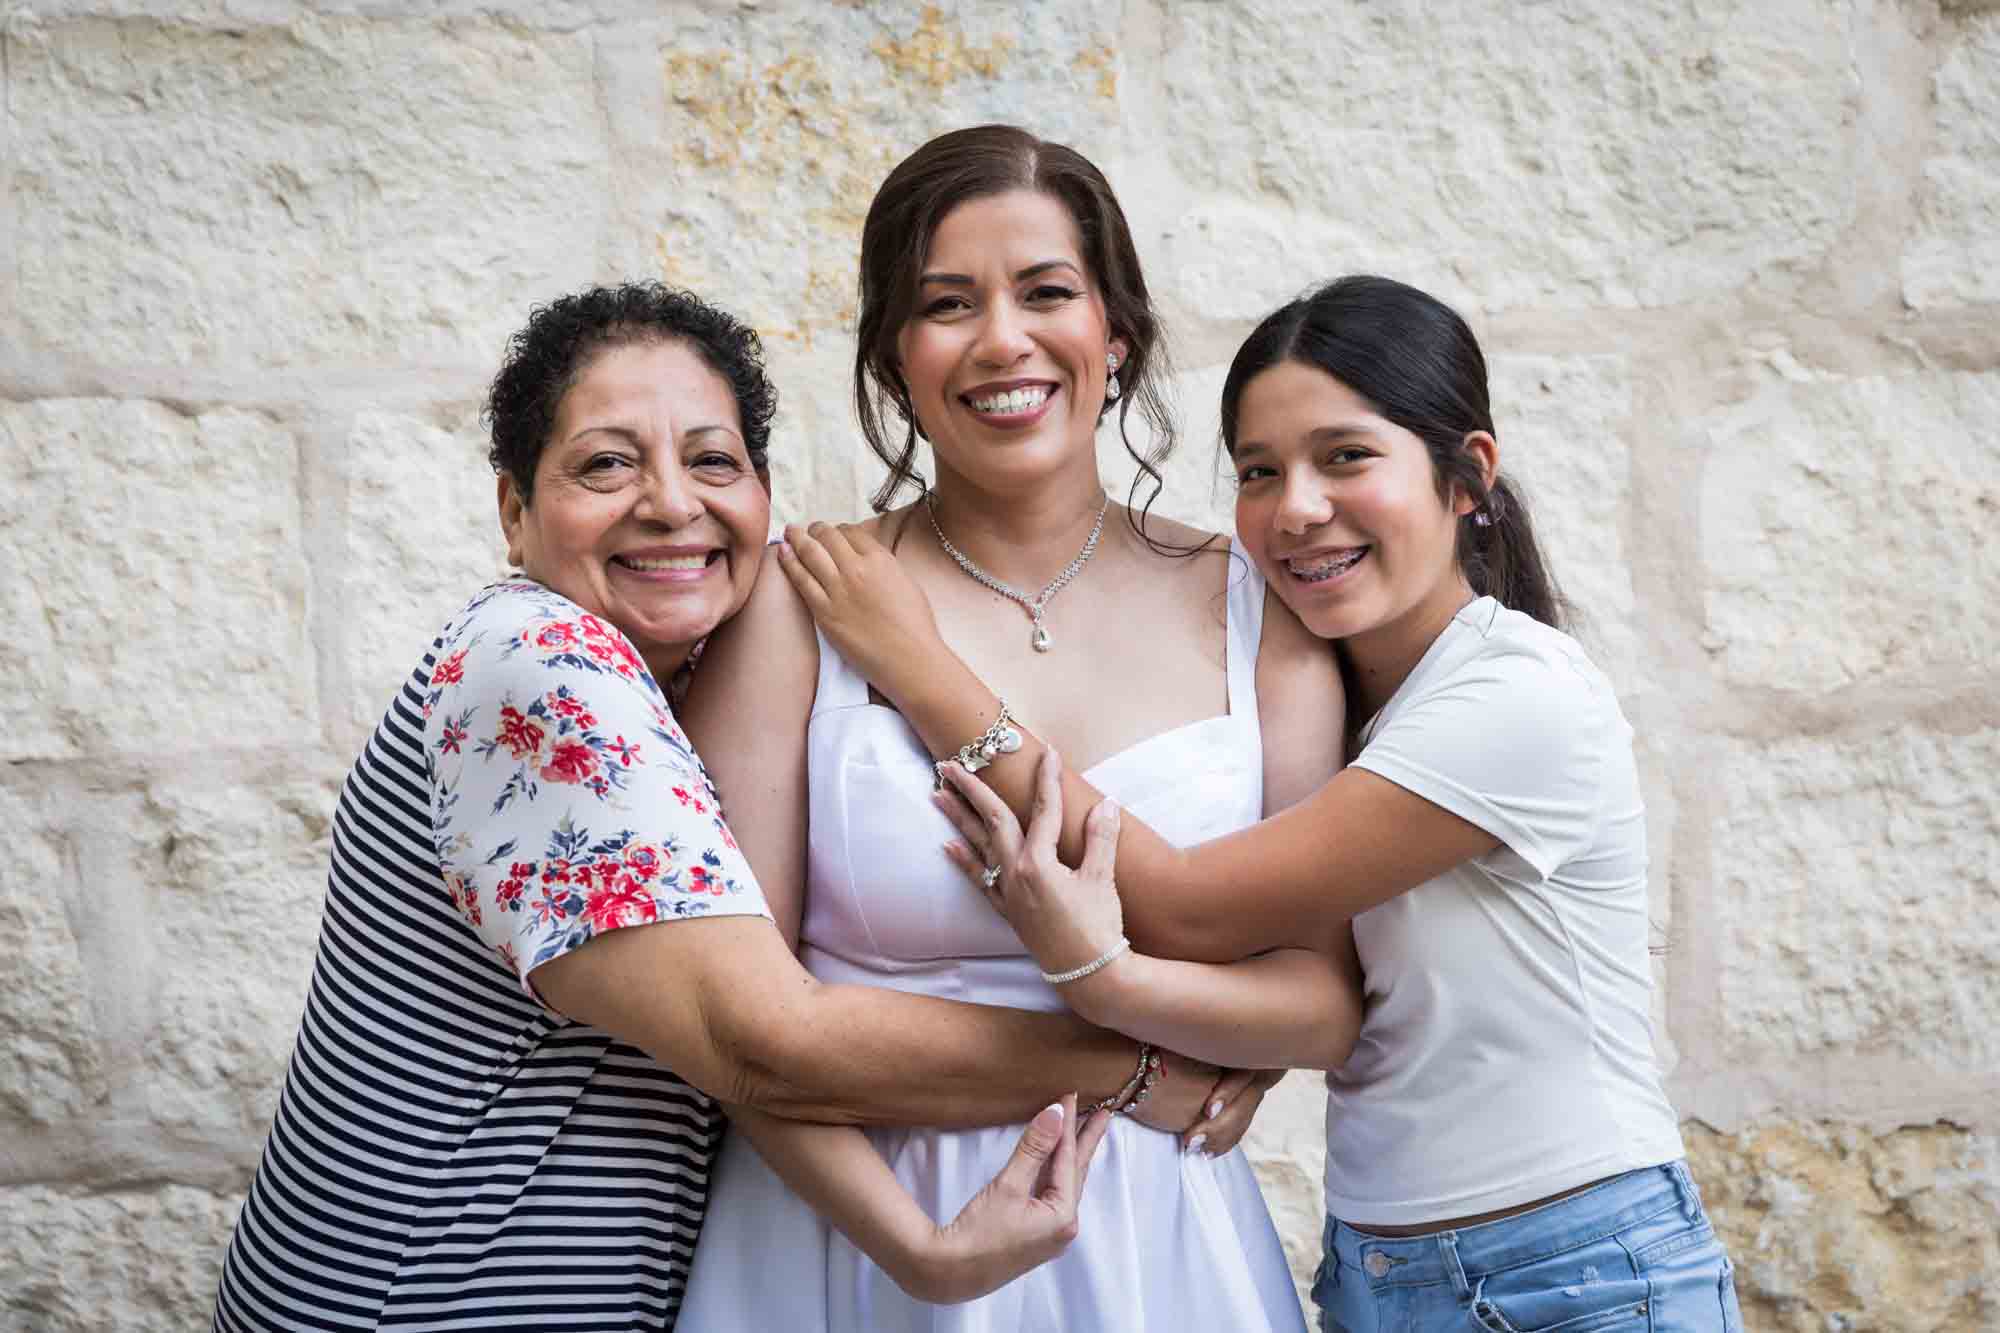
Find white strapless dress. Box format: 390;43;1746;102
680;544;1304;1332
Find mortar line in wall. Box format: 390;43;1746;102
1698;673;2000;741
0;361;493;411
2;743;344;792
1;16;17;354
1671;1059;2000;1137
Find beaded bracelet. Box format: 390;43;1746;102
1083;1041;1157;1116
933;699;1023;791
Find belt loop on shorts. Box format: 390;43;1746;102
1668;1161;1700;1224
1439;1230;1471;1301
1321;1217;1342;1291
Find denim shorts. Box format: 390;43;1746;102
1312;1162;1742;1332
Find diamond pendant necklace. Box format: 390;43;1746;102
925;492;1110;654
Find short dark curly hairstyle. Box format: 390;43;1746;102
484;282;778;502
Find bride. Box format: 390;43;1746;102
677;125;1363;1330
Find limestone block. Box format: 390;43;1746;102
0;772;331;1166
1710;725;2000;1067
0;786;106;1128
7;17;604;369
2;1184;241;1332
1687;1121;2000;1331
1156;197;1482;333
137;776;336;1148
1700;368;2000;694
762;339;884;527
1904;15;2000;308
340;410;512;747
1490;355;1638;691
1159;0;1858;313
0;400;313;762
645;2;1123;341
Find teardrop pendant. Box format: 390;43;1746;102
1031;625;1054;653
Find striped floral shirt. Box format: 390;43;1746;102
213;581;768;1331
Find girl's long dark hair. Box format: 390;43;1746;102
1220;275;1567;629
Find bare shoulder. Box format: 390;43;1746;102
1122;509;1233;587
852;503;923;553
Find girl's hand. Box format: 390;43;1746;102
776;520;945;706
937;748;1126;992
1181;1068;1287;1157
905;1095;1113;1303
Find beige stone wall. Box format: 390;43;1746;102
3;2;1995;1328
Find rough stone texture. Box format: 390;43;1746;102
0;400;314;763
135;776;337;1152
1;1184;243;1332
1687;1121;2000;1332
338;409;512;748
5;16;606;370
2;2;1996;1328
1904;14;2000;309
1710;725;2000;1069
0;786;107;1131
1158;0;1860;316
0;772;334;1181
643;3;1123;340
1490;354;1638;689
1699;368;2000;697
763;339;888;527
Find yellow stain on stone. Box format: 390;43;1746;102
870;5;1015;89
1072;44;1117;101
1684;1120;1999;1332
654;7;1039;340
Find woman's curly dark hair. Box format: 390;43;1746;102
484;283;778;501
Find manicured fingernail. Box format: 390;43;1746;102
1042;1101;1066;1125
1208;1099;1224;1119
777;540;793;558
1185;1134;1206;1156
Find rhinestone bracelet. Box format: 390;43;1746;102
1083;1041;1157;1116
933;699;1024;791
1118;1046;1166;1115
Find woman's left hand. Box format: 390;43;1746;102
937;748;1127;988
1181;1068;1287;1157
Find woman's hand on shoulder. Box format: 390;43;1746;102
776;515;945;708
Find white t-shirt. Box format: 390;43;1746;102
1325;596;1683;1226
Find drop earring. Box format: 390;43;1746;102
1105;351;1121;403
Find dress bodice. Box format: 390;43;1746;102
682;541;1310;1333
800;541;1267;1011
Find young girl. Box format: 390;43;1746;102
780;275;1744;1331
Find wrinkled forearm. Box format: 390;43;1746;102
708;974;1134;1126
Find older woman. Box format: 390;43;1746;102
210;284;1233;1332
